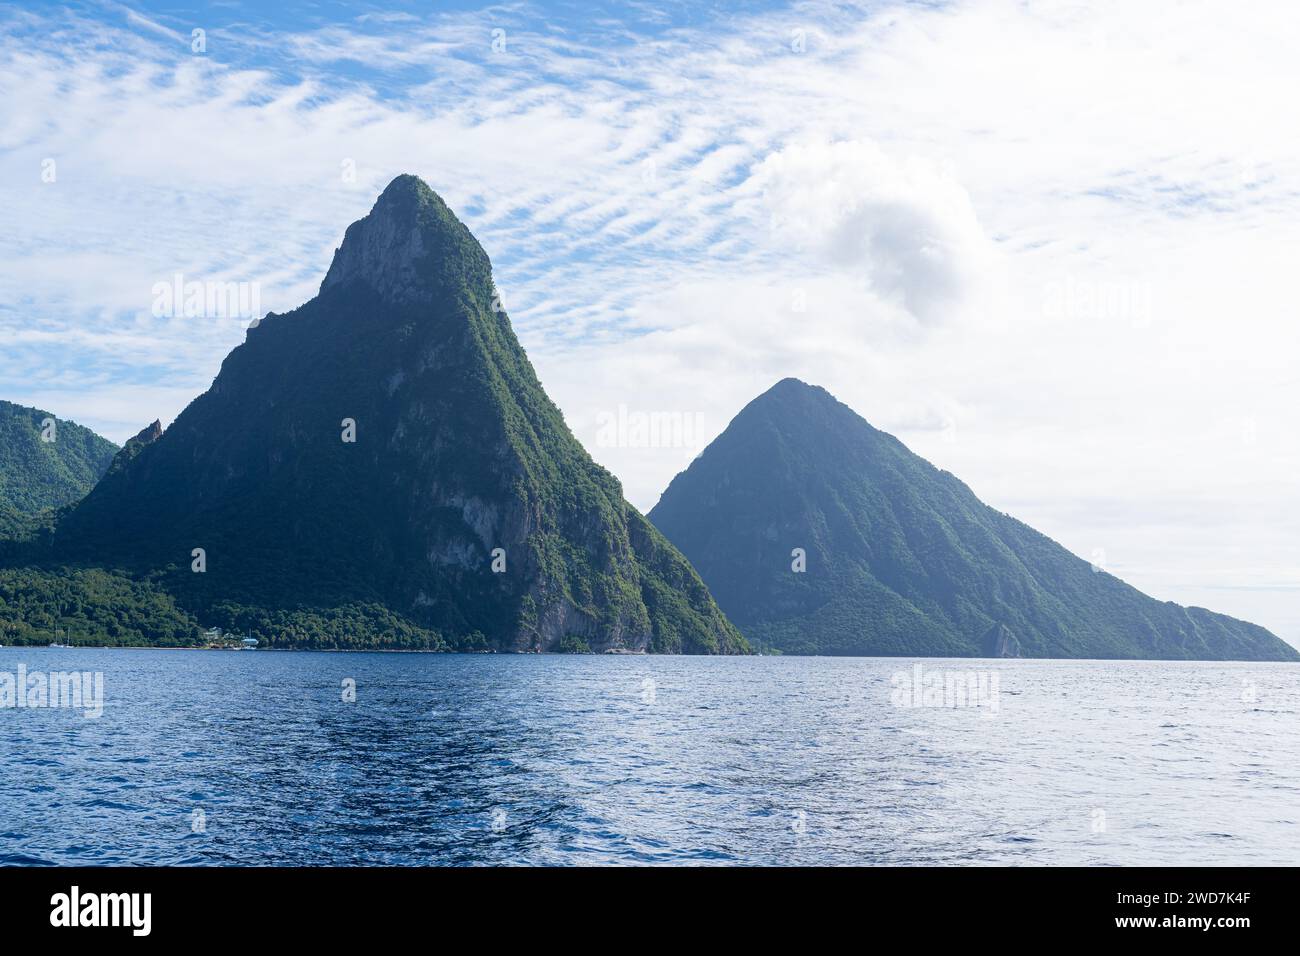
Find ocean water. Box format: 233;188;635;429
1;647;1297;866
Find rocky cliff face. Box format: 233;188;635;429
982;623;1021;659
318;178;487;306
103;420;162;477
55;175;747;654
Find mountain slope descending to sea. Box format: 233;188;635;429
648;379;1297;662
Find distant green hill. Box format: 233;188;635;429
0;400;117;513
649;378;1298;662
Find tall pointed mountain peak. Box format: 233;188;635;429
710;377;896;469
745;377;855;419
650;381;1297;661
51;177;745;655
320;173;491;306
763;376;818;395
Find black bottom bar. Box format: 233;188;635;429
0;865;1289;943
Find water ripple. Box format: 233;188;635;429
1;649;1298;864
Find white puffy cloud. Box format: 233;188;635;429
753;140;994;326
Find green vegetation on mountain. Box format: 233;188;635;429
648;378;1298;661
0;566;200;646
7;175;746;654
0;400;117;513
0;505;45;542
0;565;456;649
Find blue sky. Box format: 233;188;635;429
2;0;1298;645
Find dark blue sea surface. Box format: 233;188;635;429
1;648;1297;865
